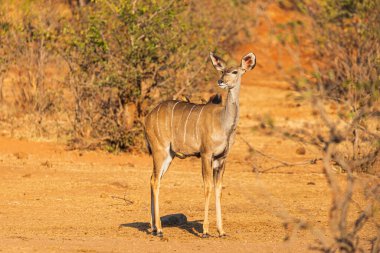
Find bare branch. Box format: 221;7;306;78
240;136;321;172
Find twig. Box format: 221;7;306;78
111;194;133;206
172;53;210;100
147;0;175;23
239;136;321;172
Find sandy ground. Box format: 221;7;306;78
0;80;378;252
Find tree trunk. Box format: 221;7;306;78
67;0;89;8
78;0;88;7
0;76;3;102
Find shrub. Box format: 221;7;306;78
0;1;63;114
0;0;254;150
280;0;380;172
60;0;210;150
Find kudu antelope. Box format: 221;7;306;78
144;52;256;237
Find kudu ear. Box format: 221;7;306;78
210;52;226;72
241;52;256;72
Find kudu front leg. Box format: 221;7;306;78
213;158;226;237
201;153;213;238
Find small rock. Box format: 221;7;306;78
110;182;128;189
330;103;337;111
41;161;53;168
14;152;28;160
127;162;135;168
296;147;306;155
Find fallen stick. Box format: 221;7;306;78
239;136;321;172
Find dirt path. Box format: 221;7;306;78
0;129;321;253
0;82;377;252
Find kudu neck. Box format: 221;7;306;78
222;84;240;133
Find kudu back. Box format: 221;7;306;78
144;52;256;237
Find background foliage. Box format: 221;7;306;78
0;0;254;151
276;0;380;173
304;0;380;173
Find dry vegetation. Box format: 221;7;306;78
257;1;380;251
0;0;254;150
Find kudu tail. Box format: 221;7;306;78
144;130;152;155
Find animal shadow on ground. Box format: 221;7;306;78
120;213;203;237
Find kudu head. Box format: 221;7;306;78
209;52;256;90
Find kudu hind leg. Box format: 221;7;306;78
201;153;213;238
150;147;173;236
213;158;226;237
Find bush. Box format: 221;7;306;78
61;0;213;150
0;1;63;114
281;0;380;172
0;0;254;150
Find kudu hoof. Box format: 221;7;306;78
201;233;210;238
152;230;163;237
219;233;228;238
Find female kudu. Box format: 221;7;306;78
144;52;256;237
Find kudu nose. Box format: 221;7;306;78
217;80;223;85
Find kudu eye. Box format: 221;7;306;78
232;71;238;74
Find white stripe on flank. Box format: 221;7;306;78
165;103;169;131
171;101;181;143
156;103;162;139
183;105;196;144
195;105;205;143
